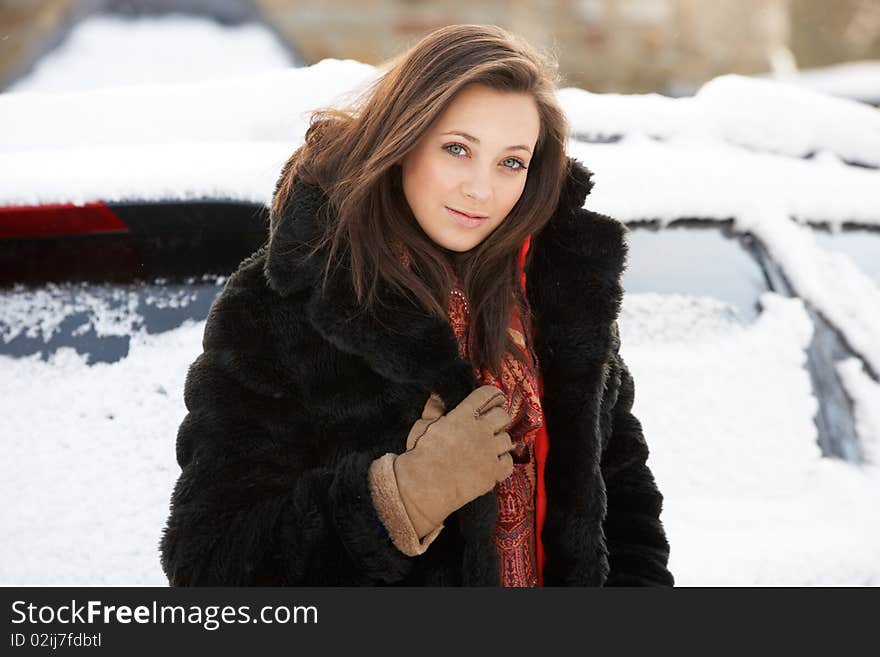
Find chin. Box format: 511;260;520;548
434;234;479;253
418;219;484;253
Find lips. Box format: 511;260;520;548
445;206;488;228
447;207;488;219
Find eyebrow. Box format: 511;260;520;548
440;131;532;155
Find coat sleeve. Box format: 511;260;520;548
159;274;416;586
600;325;675;586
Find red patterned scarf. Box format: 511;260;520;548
395;239;548;586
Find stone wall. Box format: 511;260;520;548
257;0;793;93
0;0;72;86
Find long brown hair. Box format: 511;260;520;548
271;24;571;375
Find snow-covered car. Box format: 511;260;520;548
2;54;880;585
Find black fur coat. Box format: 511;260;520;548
159;156;674;586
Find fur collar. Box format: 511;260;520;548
262;156;606;410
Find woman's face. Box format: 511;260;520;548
398;83;541;253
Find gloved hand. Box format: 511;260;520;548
394;385;515;539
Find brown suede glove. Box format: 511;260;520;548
368;385;514;556
396;385;514;536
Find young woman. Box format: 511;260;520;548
159;24;674;587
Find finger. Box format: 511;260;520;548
407;394;445;450
474;393;506;420
406;419;433;451
471;385;506;410
482;405;512;434
493;431;513;456
421;393;445;421
496;452;514;481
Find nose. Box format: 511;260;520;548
461;169;492;204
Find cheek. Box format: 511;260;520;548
404;154;441;198
420;155;455;191
500;180;527;215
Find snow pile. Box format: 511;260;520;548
560;73;880;167
0;61;377;207
622;292;880;586
572;134;880;228
0;322;201;585
7;13;298;94
757;60;880;106
0;141;292;207
1;62;375;152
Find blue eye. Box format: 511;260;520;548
443;143;528;171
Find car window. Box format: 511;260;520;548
622;220;768;323
811;226;880;284
0;278;224;365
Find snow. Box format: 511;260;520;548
0;141;293;207
813;229;880;285
6;13;298;94
559;73;880;167
0;62;378;207
623;292;880;585
623;228;767;323
3;286;877;586
757;60;880;105
0;323;201;586
2;39;880;585
573;136;880;377
837;358;880;467
0;279;223;362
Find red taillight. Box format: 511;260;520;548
0;202;129;239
